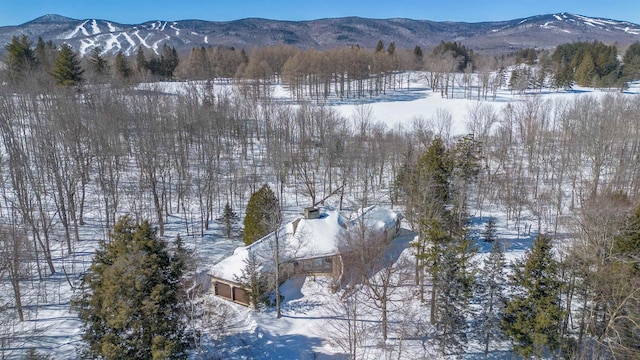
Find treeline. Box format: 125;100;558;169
510;41;640;91
179;39;640;97
5;34;640;100
552;41;632;88
3;35;181;88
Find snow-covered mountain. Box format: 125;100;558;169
0;13;639;56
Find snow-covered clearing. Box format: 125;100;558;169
1;74;639;359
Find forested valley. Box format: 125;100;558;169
1;35;640;359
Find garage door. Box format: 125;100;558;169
215;282;232;299
233;287;248;305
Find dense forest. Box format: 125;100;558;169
1;35;640;358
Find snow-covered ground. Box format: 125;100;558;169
2;75;639;359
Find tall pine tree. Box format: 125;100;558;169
476;240;507;356
434;232;476;356
88;47;109;78
73;216;187;359
502;234;564;359
136;46;149;74
161;43;179;79
622;42;640;85
51;43;84;86
114;51;132;80
221;202;238;239
482;217;498;243
243;184;280;246
574;51;596;87
4;35;38;82
407;138;452;304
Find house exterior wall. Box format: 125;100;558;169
293;255;340;276
383;218;401;242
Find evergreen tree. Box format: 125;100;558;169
35;36;46;65
161;43;179;79
413;45;424;70
450;134;482;230
89;47;109;77
413;45;423;59
73;216;187;359
406;138;452;304
551;43;576;89
4;35;38;82
614;203;640;257
51;43;83;86
421;218;450;319
553;62;574;90
622;42;640;83
552;41;621;88
375;40;384;53
114;51;132;79
533;54;551;90
240;48;249;64
220;202;238;239
243;184;280;245
434;233;476;356
502;234;564;359
509;66;531;93
146;44;179;79
34;37;56;73
574;51;597;87
136;46;148;74
386;41;396;56
476;240;507;356
23;347;49;360
234;252;268;308
417;137;451;211
515;48;537;65
482;217;498;242
592;42;620;87
433;41;474;72
393;147;417;222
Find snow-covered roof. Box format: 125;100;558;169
210;206;400;283
350;205;402;232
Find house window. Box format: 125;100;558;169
323;257;333;271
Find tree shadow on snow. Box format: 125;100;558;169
325;87;430;106
214;330;340;360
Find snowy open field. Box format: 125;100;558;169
2;74;639;359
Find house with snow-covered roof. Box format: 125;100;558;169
209;205;402;306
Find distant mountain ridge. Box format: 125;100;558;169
1;13;639;56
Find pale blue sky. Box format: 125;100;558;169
0;0;638;26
